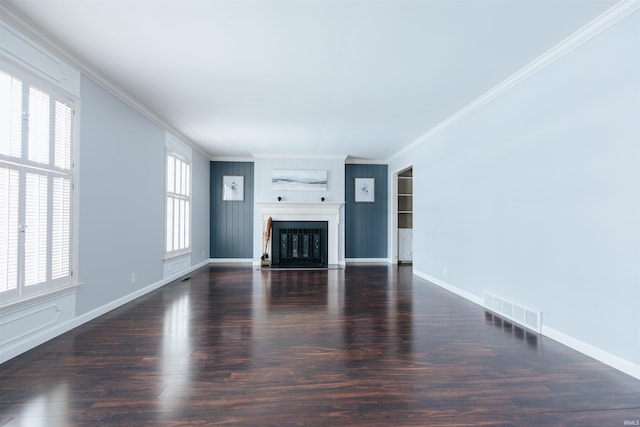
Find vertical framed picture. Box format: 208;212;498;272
223;175;244;201
355;177;375;202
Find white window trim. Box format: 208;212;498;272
164;133;192;259
0;19;80;98
1;56;79;307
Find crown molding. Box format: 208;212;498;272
210;156;255;163
345;157;388;165
252;153;348;161
0;1;211;160
388;0;640;163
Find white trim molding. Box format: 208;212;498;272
0;19;80;97
413;269;640;381
163;254;192;279
0;260;210;365
345;157;388;165
256;201;345;266
0;286;78;364
253;153;348;161
166;131;192;160
211;258;253;264
542;325;640;381
388;0;640;163
210;156;255;163
0;4;209;159
346;258;392;264
414;270;483;306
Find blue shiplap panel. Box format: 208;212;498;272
210;162;254;258
345;164;388;258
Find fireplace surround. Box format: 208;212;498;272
256;201;344;267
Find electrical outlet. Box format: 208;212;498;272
131;273;136;284
443;266;448;277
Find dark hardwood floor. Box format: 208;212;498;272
1;264;639;426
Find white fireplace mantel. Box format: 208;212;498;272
256;201;345;266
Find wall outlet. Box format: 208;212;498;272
202;250;205;258
130;273;136;284
443;266;448;277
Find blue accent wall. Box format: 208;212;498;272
210;162;254;258
345;164;388;258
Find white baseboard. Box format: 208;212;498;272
252;259;347;267
413;270;483;305
0;287;78;364
413;269;640;381
211;258;253;264
70;258;211;332
345;258;391;264
0;260;209;365
542;325;640;380
190;259;211;271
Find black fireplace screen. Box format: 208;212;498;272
271;221;328;267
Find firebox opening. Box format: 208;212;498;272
271;221;328;268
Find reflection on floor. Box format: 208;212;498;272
0;264;639;426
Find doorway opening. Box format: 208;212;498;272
397;167;413;264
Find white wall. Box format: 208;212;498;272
77;76;166;314
77;75;211;316
253;156;346;203
191;149;211;263
253;156;346;262
389;9;640;376
0;17;211;362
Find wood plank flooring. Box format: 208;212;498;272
1;264;639;426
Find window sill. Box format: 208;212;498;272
163;250;192;261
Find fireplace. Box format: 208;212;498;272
256;201;345;267
271;221;328;268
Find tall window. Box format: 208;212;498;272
165;152;190;256
0;66;75;304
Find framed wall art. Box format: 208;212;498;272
272;169;328;191
223;175;244;201
355;177;375;202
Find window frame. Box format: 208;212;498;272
164;149;191;258
0;58;78;306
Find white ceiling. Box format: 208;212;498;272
3;0;619;161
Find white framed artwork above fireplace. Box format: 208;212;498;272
255;201;345;267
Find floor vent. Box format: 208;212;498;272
483;292;542;334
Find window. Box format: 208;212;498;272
165;152;190;256
0;65;75;304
